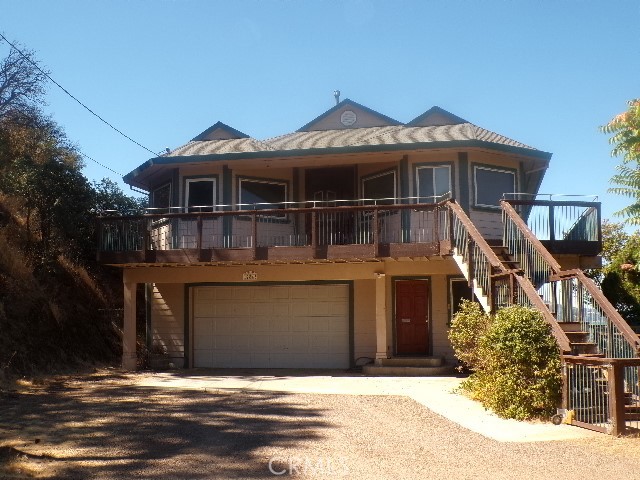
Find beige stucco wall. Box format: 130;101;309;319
136;259;461;368
150;283;185;367
353;279;377;363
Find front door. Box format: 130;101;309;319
395;280;429;355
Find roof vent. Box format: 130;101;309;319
333;90;340;105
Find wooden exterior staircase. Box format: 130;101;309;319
446;198;640;435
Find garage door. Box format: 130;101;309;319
192;284;350;368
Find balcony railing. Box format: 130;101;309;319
97;197;452;264
502;194;602;255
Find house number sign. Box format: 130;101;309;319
242;270;258;281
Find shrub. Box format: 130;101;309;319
448;300;491;369
451;304;562;420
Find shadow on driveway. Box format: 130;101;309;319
0;379;332;479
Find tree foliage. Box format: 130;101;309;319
0;41;49;118
601;99;640;224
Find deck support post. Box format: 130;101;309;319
122;281;138;370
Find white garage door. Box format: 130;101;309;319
192;284;350;368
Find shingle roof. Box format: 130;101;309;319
158;104;540;159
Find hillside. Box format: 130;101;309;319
0;195;125;377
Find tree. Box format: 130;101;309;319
601;99;640;224
0;39;49;118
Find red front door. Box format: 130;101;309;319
395;280;429;355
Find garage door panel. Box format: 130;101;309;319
248;317;268;332
193;284;350;368
292;318;310;332
291;303;310;316
310;303;330;315
329;317;349;332
310;318;330;332
194;349;213;366
269;317;290;332
194;317;213;336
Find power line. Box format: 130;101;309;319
0;32;157;156
80;151;124;177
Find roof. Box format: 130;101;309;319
125;102;551;188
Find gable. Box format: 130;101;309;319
406;106;468;127
298;99;401;132
191;121;249;141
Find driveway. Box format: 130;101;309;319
1;370;638;479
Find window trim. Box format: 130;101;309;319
414;163;454;203
237;176;289;218
472;164;517;210
151;182;172;211
184;176;218;212
360;168;398;205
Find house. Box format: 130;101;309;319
99;99;637;384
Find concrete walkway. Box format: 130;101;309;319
133;369;601;443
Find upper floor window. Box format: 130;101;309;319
185;178;216;212
239;178;287;214
416;165;451;203
361;170;396;205
151;183;171;211
474;166;516;208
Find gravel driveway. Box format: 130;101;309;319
1;371;639;479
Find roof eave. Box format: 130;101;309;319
123;140;552;188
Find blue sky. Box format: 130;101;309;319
1;0;639;225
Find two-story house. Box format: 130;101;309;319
99;98;615;374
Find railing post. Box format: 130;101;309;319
373;208;379;258
608;361;626;436
561;362;569;413
251;212;258;259
548;203;556;243
311;210;317;254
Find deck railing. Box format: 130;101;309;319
563;356;640;435
97;199;451;263
503;196;602;255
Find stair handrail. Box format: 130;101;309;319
501;200;562;273
552;269;640;352
447;200;572;352
511;275;572;352
447;200;505;270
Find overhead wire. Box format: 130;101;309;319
0;32;158;178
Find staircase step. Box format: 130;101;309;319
565;331;590;343
377;357;444;367
362;365;454;376
625;405;640;413
564;352;606;358
571;342;599;355
557;322;585;332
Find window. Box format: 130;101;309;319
474;166;516;208
416;165;451;203
361;170;396;205
185;178;216;212
151;183;171;211
239;178;287;214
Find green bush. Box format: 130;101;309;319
450;304;562;420
448;300;491;369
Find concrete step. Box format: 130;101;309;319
362;364;454;376
377;357;444;367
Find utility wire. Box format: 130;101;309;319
80;152;124;177
0;32;157;156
